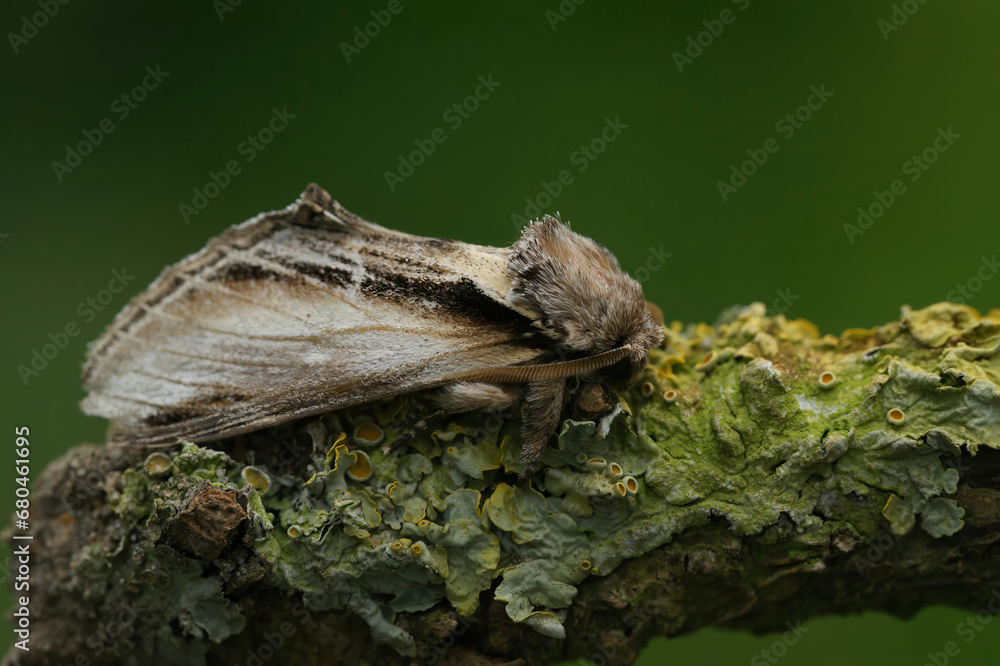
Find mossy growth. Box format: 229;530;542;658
94;302;1000;657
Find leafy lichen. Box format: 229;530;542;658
89;302;1000;657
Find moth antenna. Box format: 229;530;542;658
446;346;631;384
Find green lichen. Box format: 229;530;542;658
95;302;1000;656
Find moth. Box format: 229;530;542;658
81;184;664;481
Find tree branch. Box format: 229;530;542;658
6;302;1000;666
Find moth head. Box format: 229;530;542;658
508;216;664;385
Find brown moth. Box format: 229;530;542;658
81;184;663;481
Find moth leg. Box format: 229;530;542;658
429;381;522;413
517;378;567;486
382;382;522;455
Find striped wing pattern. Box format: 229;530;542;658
81;185;548;443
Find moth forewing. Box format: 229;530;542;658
81;184;663;480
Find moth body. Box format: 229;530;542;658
81;184;663;481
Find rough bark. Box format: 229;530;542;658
5;302;1000;666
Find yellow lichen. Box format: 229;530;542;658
353;421;385;447
886;408;906;426
347;450;373;482
818;371;836;389
241;465;271;493
143;452;172;478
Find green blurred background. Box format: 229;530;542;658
2;0;999;663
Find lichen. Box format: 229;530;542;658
90;302;1000;657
